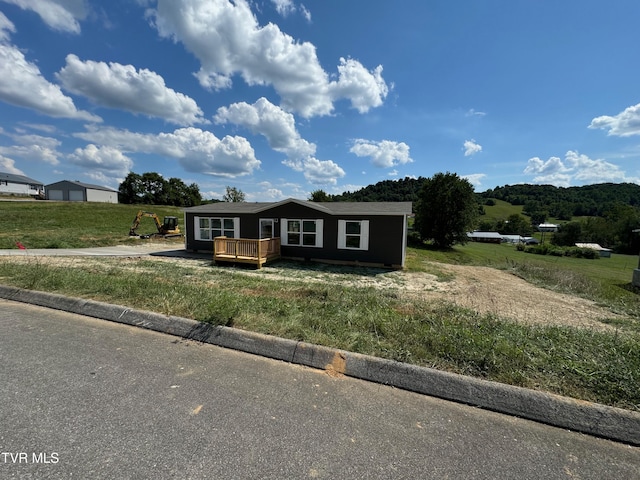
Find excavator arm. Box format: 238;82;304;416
129;211;180;237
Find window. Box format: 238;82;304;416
195;217;238;241
281;219;323;247
259;219;275;239
338;220;369;250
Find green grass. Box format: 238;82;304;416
481;198;525;223
0;201;182;249
1;200;639;410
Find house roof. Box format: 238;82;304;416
184;198;412;216
45;180;118;192
0;172;44;186
467;231;503;239
575;243;612;252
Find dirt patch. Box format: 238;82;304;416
155;255;624;331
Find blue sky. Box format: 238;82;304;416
1;0;640;201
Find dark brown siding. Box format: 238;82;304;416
185;204;407;267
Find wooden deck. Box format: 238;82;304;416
213;236;281;268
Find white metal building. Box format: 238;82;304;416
0;172;45;197
46;180;119;203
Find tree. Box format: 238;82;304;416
309;189;331;202
500;214;533;236
414;172;479;248
118;171;202;206
118;172;144;204
223;186;245;202
165;177;202;207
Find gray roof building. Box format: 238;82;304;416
46;180;118;203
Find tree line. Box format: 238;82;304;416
480;182;640;219
118;172;248;206
119;172;202;207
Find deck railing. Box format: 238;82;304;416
213;236;281;267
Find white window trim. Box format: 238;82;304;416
259;218;276;239
281;218;323;247
338;220;369;250
194;216;239;241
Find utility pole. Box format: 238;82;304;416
633;229;640;287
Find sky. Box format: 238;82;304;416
1;0;640;201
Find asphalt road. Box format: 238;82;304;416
1;300;638;479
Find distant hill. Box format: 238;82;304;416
332;177;426;203
331;178;640;219
480;183;640;219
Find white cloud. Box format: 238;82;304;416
0;132;62;164
333;183;365;195
215;97;315;159
0;144;60;164
74;126;261;177
215;97;344;184
7;131;61;149
524;150;633;186
589;103;640;137
0;20;101;122
271;0;295;16
564;150;631;184
462;173;486;189
148;0;387;118
0;11;15;41
0;0;87;33
0;154;24;174
292;157;344;185
68;144;133;176
300;5;311;22
350;139;412;168
524;155;572;186
57;54;207;126
81;170;120;186
330;58;388;114
465;108;486;117
18;123;57;134
463;139;482;156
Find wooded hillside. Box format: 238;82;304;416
332;178;640;219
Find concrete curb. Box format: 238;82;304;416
2;284;639;446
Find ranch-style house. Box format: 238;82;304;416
183;198;412;269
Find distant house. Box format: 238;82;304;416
0;172;44;198
575;243;612;258
183;199;412;268
467;231;503;243
46;180;118;203
501;234;524;244
537;223;559;232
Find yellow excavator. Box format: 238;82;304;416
129;210;181;238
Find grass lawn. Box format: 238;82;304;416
1;200;639;411
0;201;183;249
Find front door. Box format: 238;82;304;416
259;219;275;239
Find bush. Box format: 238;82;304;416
521;244;600;259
